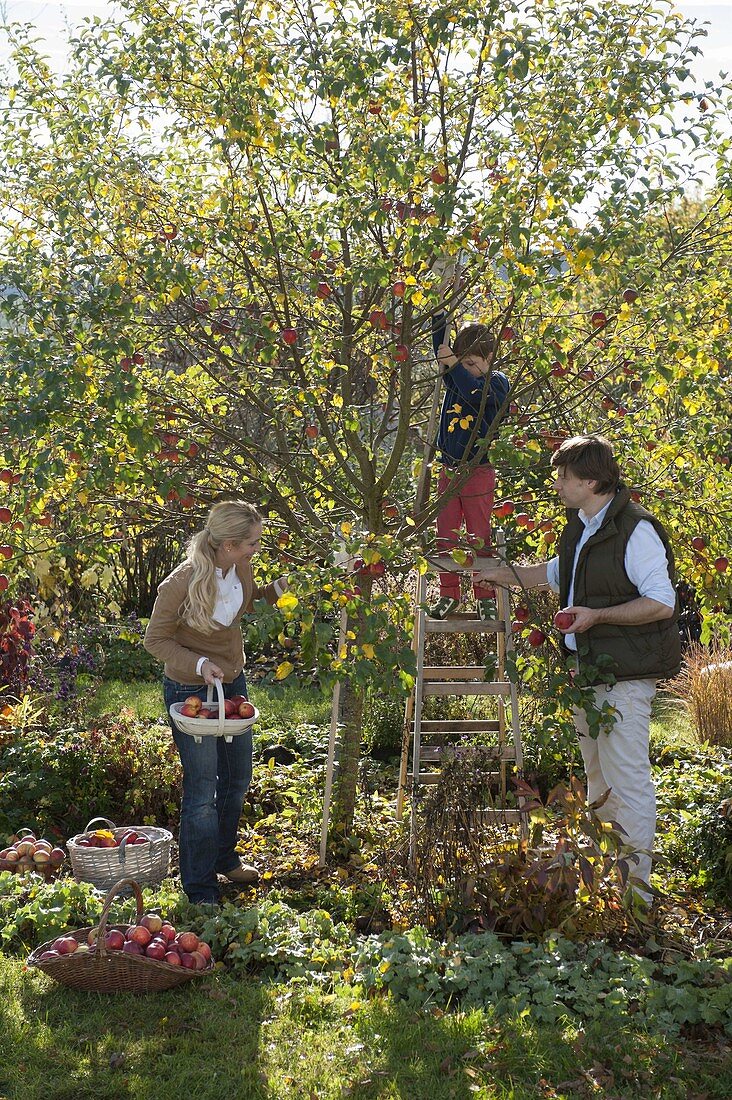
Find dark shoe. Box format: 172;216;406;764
476;598;498;621
222;863;259;885
428;596;459;620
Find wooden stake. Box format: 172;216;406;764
319;607;348;868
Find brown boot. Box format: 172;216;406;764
222;863;259;884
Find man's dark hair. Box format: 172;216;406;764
453;323;495;362
550;434;620;495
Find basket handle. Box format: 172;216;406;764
84;816;117;833
17;827;37;840
212;677;226;736
91;878;145;959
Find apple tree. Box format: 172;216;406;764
0;0;730;829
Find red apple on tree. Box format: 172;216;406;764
392;280;406;297
622;287;639;304
590;310;607;328
0;508;11;524
527;629;546;647
393;344;409;362
316;282;332;299
714;556;729;573
281;327;298;345
430;164;447;184
691;536;706;551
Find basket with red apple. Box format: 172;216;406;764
0;828;66;879
169;676;258;744
67;816;172;892
27;878;214;993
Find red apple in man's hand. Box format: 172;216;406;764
553;611;576;631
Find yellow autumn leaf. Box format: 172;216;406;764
274;661;294;681
362;643;376;659
277;592;299;612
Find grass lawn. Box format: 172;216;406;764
88;679;332;729
3;676;730;1099
2;957;732;1100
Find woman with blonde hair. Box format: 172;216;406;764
144;499;288;905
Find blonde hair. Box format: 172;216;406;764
181;500;263;634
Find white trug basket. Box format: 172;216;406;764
169;677;258;743
67;817;173;891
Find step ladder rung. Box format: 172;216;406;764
423;682;513;696
409;770;503;785
413;745;517;762
425;618;505;634
470;808;524;825
415;720;502;733
423;665;503;681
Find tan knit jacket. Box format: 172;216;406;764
143;561;279;685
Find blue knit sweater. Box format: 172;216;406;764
432;312;510;467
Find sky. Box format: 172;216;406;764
1;0;731;81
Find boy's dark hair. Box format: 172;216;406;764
550;434;620;495
453;323;495;362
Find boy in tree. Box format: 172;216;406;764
430;307;510;619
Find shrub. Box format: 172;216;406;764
363;686;404;758
0;711;181;839
0;598;35;695
668;644;732;747
411;750;634;940
678;797;732;901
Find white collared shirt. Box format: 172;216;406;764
195;572;287;676
546;503;676;652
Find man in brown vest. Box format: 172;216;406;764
477;435;681;904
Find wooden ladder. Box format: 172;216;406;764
396;539;527;855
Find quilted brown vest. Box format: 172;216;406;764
557;484;682;684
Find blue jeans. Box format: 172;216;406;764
164;674;252;904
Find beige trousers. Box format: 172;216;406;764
574;678;658;898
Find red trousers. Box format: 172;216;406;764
436;465;497;600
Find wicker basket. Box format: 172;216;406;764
67;816;172;892
27;878;211;993
0;828;63;879
169;676;259;743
